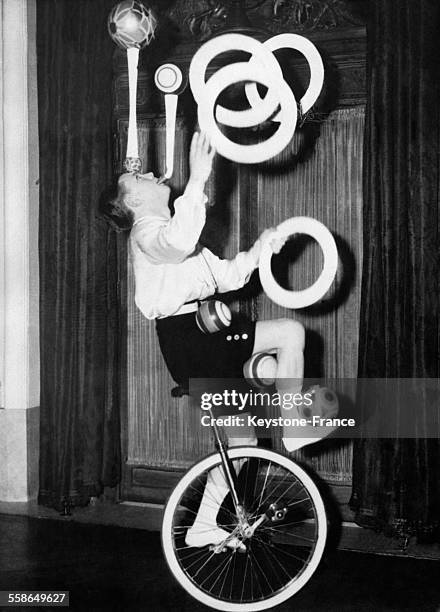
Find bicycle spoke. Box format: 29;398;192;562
249;467;290;517
250;471;302;519
270;479;308;511
286;497;313;509
247;544;277;594
178;547;215;562
183;547;216;572
249;462;288;517
251;458;261;511
240;550;250;602
252;533;310;564
259;518;313;531
172;522;237;532
261;526;316;543
192;547;228;579
244;458;251;507
218;551;236;599
257;461;272;511
199;548;236;590
248;548;264;600
228;545;238;601
254;535;295;582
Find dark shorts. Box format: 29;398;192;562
156;311;256;387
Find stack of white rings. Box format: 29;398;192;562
189;33;324;164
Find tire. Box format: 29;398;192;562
162;447;327;611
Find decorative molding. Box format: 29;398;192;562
185;1;229;40
269;0;365;32
163;0;366;41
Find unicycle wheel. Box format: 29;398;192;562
162;447;327;611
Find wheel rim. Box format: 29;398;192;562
162;448;327;611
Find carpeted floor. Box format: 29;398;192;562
0;514;439;612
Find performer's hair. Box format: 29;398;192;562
99;177;134;232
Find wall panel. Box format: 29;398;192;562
254;107;364;481
120;107;364;499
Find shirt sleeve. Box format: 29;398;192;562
132;183;208;264
201;241;261;293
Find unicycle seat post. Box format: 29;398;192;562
206;406;225;450
206;407;243;511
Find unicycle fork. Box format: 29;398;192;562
207;407;248;551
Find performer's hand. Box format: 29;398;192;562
258;228;288;255
189;132;215;186
250;228;287;266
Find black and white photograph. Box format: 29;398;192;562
0;0;439;610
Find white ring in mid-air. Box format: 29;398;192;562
189;34;283;130
197;62;297;164
188;32;324;163
259;217;338;309
246;33;324;123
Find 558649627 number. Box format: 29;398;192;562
0;592;69;607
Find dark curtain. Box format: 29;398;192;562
38;0;121;510
351;0;440;540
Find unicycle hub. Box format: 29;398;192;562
267;503;288;522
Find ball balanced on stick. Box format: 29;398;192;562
108;0;156;50
108;1;157;172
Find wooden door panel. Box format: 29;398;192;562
253;108;364;483
119;108;364;502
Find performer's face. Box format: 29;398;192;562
118;172;170;208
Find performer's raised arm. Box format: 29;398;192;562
200;228;286;293
130;132;215;264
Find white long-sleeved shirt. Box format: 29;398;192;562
130;183;260;319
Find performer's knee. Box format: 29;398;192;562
277;318;305;351
228;435;258;447
222;413;258;447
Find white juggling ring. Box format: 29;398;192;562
197;62;297;164
259;217;338;309
246;33;324;122
190;33;283;130
189;33;324;163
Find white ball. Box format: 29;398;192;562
298;386;339;419
108;1;157;50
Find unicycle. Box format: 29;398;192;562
161;409;327;611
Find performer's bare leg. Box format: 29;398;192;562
253;318;305;391
185;419;257;549
253;319;319;450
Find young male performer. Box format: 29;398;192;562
101;132;333;548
